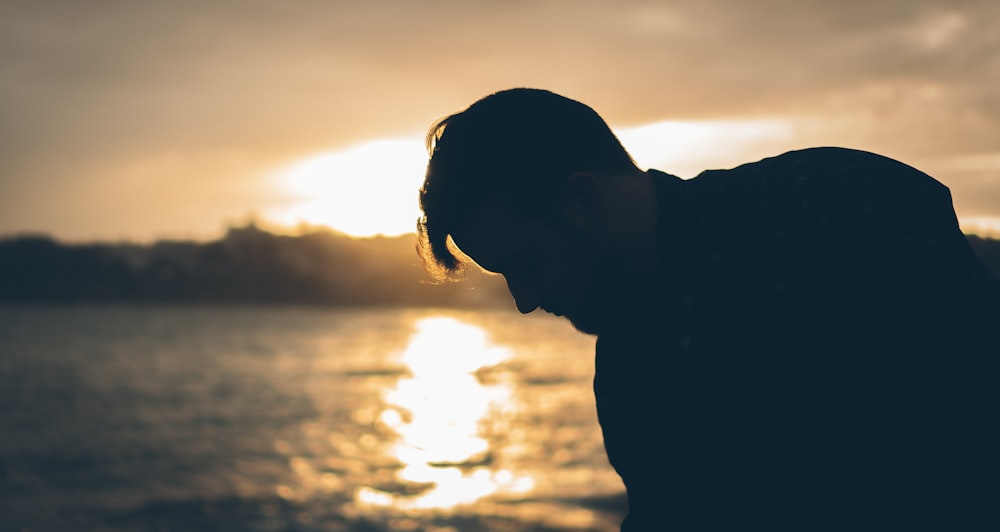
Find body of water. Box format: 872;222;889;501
0;305;625;531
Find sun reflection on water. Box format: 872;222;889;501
356;316;535;511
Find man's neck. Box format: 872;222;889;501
609;170;661;309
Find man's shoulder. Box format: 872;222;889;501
683;146;951;216
696;147;944;191
749;146;897;166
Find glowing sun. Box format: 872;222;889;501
265;137;429;238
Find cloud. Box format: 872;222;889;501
1;0;997;238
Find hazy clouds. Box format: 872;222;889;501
2;0;998;239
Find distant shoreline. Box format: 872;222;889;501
0;225;510;307
2;225;998;306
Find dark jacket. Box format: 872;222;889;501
595;147;1000;531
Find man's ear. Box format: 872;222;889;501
562;172;607;234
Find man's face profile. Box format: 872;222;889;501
451;201;619;335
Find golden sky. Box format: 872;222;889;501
2;0;998;241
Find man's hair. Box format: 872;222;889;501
417;88;638;279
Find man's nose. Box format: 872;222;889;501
505;276;539;314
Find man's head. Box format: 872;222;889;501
417;88;655;334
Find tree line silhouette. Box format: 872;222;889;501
1;224;998;307
0;224;510;307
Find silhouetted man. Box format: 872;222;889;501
417;88;1000;531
